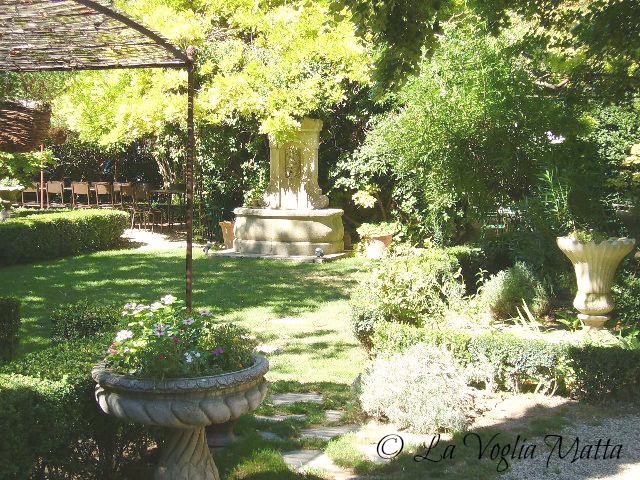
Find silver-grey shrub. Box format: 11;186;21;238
359;343;468;433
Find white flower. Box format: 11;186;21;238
123;302;137;310
161;294;177;305
115;330;134;342
184;352;193;363
198;308;212;316
183;317;195;325
546;130;565;144
195;352;201;358
132;305;149;315
150;302;163;311
154;323;167;336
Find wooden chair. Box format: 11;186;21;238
71;181;92;208
46;181;66;208
21;183;40;208
133;184;163;232
93;182;114;207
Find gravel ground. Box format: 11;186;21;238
504;413;640;480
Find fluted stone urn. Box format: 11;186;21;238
557;236;636;329
92;355;269;480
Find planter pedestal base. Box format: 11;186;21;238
206;419;238;448
578;314;609;329
156;427;219;480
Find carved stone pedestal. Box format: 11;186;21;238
234;118;344;257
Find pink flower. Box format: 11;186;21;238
171;335;181;344
183;317;195;325
154;323;167;336
198;308;212;316
108;348;118;355
211;347;224;356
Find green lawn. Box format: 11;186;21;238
0;247;367;386
2;247;601;479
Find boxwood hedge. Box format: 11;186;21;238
372;322;640;401
0;297;20;360
0;337;155;479
0;209;129;265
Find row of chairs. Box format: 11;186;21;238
21;182;185;232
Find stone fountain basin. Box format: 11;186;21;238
233;207;344;256
92;355;269;429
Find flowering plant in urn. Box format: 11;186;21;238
557;231;635;329
93;295;268;480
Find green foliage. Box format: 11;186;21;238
472;0;640;97
567;229;609;243
358;343;468;433
371;322;472;365
350;248;465;352
51;301;121;341
0;338;155;479
332;0;445;92
0;297;20;361
446;245;487;294
338;17;573;244
371;322;640;400
568;344;640;400
0;149;55;186
106;296;257;378
57;0;370;144
612;265;640;334
355;221;398;238
0;209;129;265
479;262;549;319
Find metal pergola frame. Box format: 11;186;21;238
0;0;197;309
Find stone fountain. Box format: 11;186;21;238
233;118;344;257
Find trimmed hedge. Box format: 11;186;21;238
0;297;20;360
372;322;640;401
0;209;129;265
0;337;154;479
51;301;122;341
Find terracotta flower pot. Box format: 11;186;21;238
557;236;635;329
92;355;269;480
364;234;393;258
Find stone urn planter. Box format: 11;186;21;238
92;355;269;480
557;236;636;329
363;234;393;258
219;220;235;250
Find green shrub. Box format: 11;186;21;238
0;297;20;360
569;345;640;400
446;245;486;294
371;322;640;400
0;209;129;265
358;343;468;433
371;322;473;365
612;267;640;332
51;301;121;341
350;248;465;352
0;337;154;479
9;207;74;218
479;262;549;319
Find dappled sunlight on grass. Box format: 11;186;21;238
0;248;367;360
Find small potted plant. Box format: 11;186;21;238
357;222;398;258
557;230;635;329
92;296;268;480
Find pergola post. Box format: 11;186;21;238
185;46;196;312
